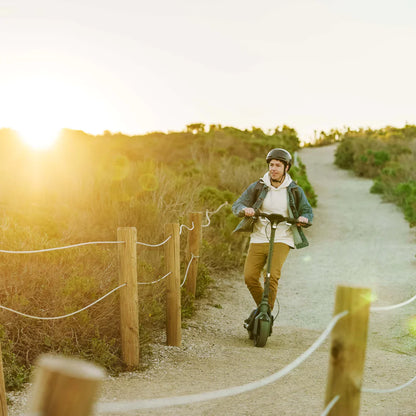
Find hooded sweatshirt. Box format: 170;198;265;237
250;172;295;247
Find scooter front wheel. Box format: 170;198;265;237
254;319;270;347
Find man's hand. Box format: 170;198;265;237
243;207;256;217
297;216;309;226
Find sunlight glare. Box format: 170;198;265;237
17;124;61;150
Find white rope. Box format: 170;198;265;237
202;202;228;228
97;311;348;412
179;222;195;235
362;375;416;394
0;284;126;320
320;395;340;416
371;293;416;311
208;201;228;215
180;254;199;288
202;209;212;228
0;202;227;253
136;236;171;247
137;272;171;285
0;241;124;254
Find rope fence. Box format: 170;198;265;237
0;202;230;253
180;254;199;288
1;201;415;415
0;204;228;320
3;276;414;327
97;287;416;415
321;395;340;416
21;285;415;415
180;222;195;234
0;248;198;319
96;311;348;413
6;284;415;414
0;204;227;373
0;284;416;416
370;293;416;311
0;236;172;253
362;375;416;394
0;240;124;254
202;202;228;228
0;284;127;321
136;235;171;247
137;272;172;286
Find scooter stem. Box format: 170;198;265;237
261;222;278;306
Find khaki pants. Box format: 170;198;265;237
243;242;290;309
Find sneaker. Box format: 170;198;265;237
243;308;258;330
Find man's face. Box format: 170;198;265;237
268;159;287;181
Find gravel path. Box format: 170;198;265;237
8;144;416;415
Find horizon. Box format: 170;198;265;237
2;119;415;151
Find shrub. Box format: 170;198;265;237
0;326;31;390
334;138;355;169
370;179;384;194
290;160;318;208
333;125;416;227
394;181;416;226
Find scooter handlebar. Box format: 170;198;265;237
255;212;312;227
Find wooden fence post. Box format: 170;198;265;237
324;285;371;416
0;344;8;416
117;227;140;367
28;354;105;416
185;212;202;297
164;223;181;346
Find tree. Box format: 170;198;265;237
186;123;205;134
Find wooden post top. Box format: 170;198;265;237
35;354;106;380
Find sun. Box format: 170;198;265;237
6;77;63;150
5;75;70;150
17;124;61;150
4;71;116;150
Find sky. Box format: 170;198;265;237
1;0;416;145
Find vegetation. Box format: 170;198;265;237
0;124;316;390
333;125;416;226
303;129;342;147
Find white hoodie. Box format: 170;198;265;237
250;172;295;247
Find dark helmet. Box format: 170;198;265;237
266;148;292;170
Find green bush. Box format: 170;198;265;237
394;181;416;226
334;137;355;169
198;187;235;208
0;326;31;390
290;160;318;208
195;262;213;298
370;179;384;194
334;125;416;226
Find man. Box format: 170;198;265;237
232;148;313;319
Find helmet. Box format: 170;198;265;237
266;148;292;170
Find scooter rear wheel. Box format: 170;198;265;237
254;319;270;347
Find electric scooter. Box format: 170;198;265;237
244;213;311;347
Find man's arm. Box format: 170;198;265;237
231;181;258;217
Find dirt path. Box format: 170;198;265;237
9;145;416;415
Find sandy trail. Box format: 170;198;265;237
9;145;416;415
